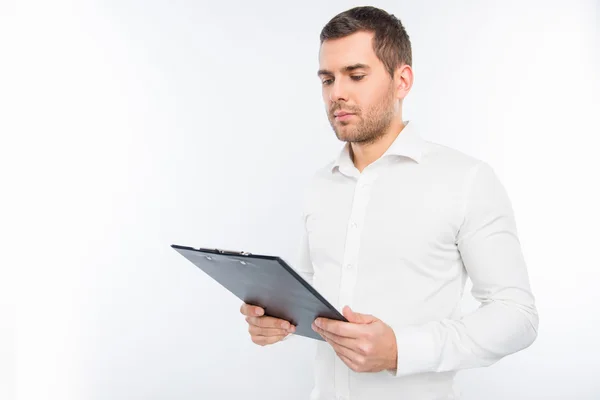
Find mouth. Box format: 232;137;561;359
335;113;355;121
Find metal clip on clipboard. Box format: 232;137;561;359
198;248;252;257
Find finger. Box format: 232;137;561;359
240;303;264;317
337;352;361;372
315;318;365;338
313;323;357;350
248;324;290;337
246;316;294;330
251;334;287;346
246;316;296;334
318;333;363;371
330;339;365;367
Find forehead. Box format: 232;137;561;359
318;30;379;69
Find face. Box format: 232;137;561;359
318;31;400;144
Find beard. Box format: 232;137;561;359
328;80;396;146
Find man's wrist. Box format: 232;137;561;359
387;335;398;371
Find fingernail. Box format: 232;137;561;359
255;308;262;316
282;322;290;329
315;319;321;328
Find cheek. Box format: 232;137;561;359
323;99;332;114
358;96;378;116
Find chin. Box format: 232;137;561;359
334;130;349;141
332;125;352;139
337;128;359;141
337;134;358;143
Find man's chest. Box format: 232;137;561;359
305;175;464;268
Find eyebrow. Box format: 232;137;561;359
317;63;371;77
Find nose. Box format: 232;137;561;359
329;79;348;103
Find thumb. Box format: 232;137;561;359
342;305;377;324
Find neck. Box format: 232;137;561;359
350;116;406;173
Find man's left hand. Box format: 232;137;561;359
312;306;398;373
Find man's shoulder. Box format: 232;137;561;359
313;159;337;178
298;159;339;213
421;140;484;175
301;157;337;186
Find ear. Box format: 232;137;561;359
394;63;413;98
342;305;377;324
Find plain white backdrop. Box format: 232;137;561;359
1;1;599;399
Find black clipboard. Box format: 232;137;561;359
171;244;348;341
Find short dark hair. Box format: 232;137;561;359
319;6;412;79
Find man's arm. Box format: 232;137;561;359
388;161;539;377
293;217;314;286
281;211;314;342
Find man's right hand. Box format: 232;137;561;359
240;303;296;346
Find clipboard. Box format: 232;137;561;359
171;244;348;341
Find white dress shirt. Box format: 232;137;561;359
284;120;538;400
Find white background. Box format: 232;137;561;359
1;1;599;399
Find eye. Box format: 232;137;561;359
322;75;365;86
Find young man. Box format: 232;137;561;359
240;6;538;400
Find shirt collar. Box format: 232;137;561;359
331;120;424;174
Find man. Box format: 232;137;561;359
240;6;538;400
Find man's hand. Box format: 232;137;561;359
240;303;296;346
312;306;398;373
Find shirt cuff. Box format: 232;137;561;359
387;324;438;377
281;332;297;342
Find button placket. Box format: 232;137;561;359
334;172;377;400
338;173;376;310
338;201;364;309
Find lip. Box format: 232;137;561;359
335;113;355;121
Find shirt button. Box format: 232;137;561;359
350;221;357;229
346;263;352;270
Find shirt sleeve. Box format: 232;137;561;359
388;161;539;377
282;197;314;342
